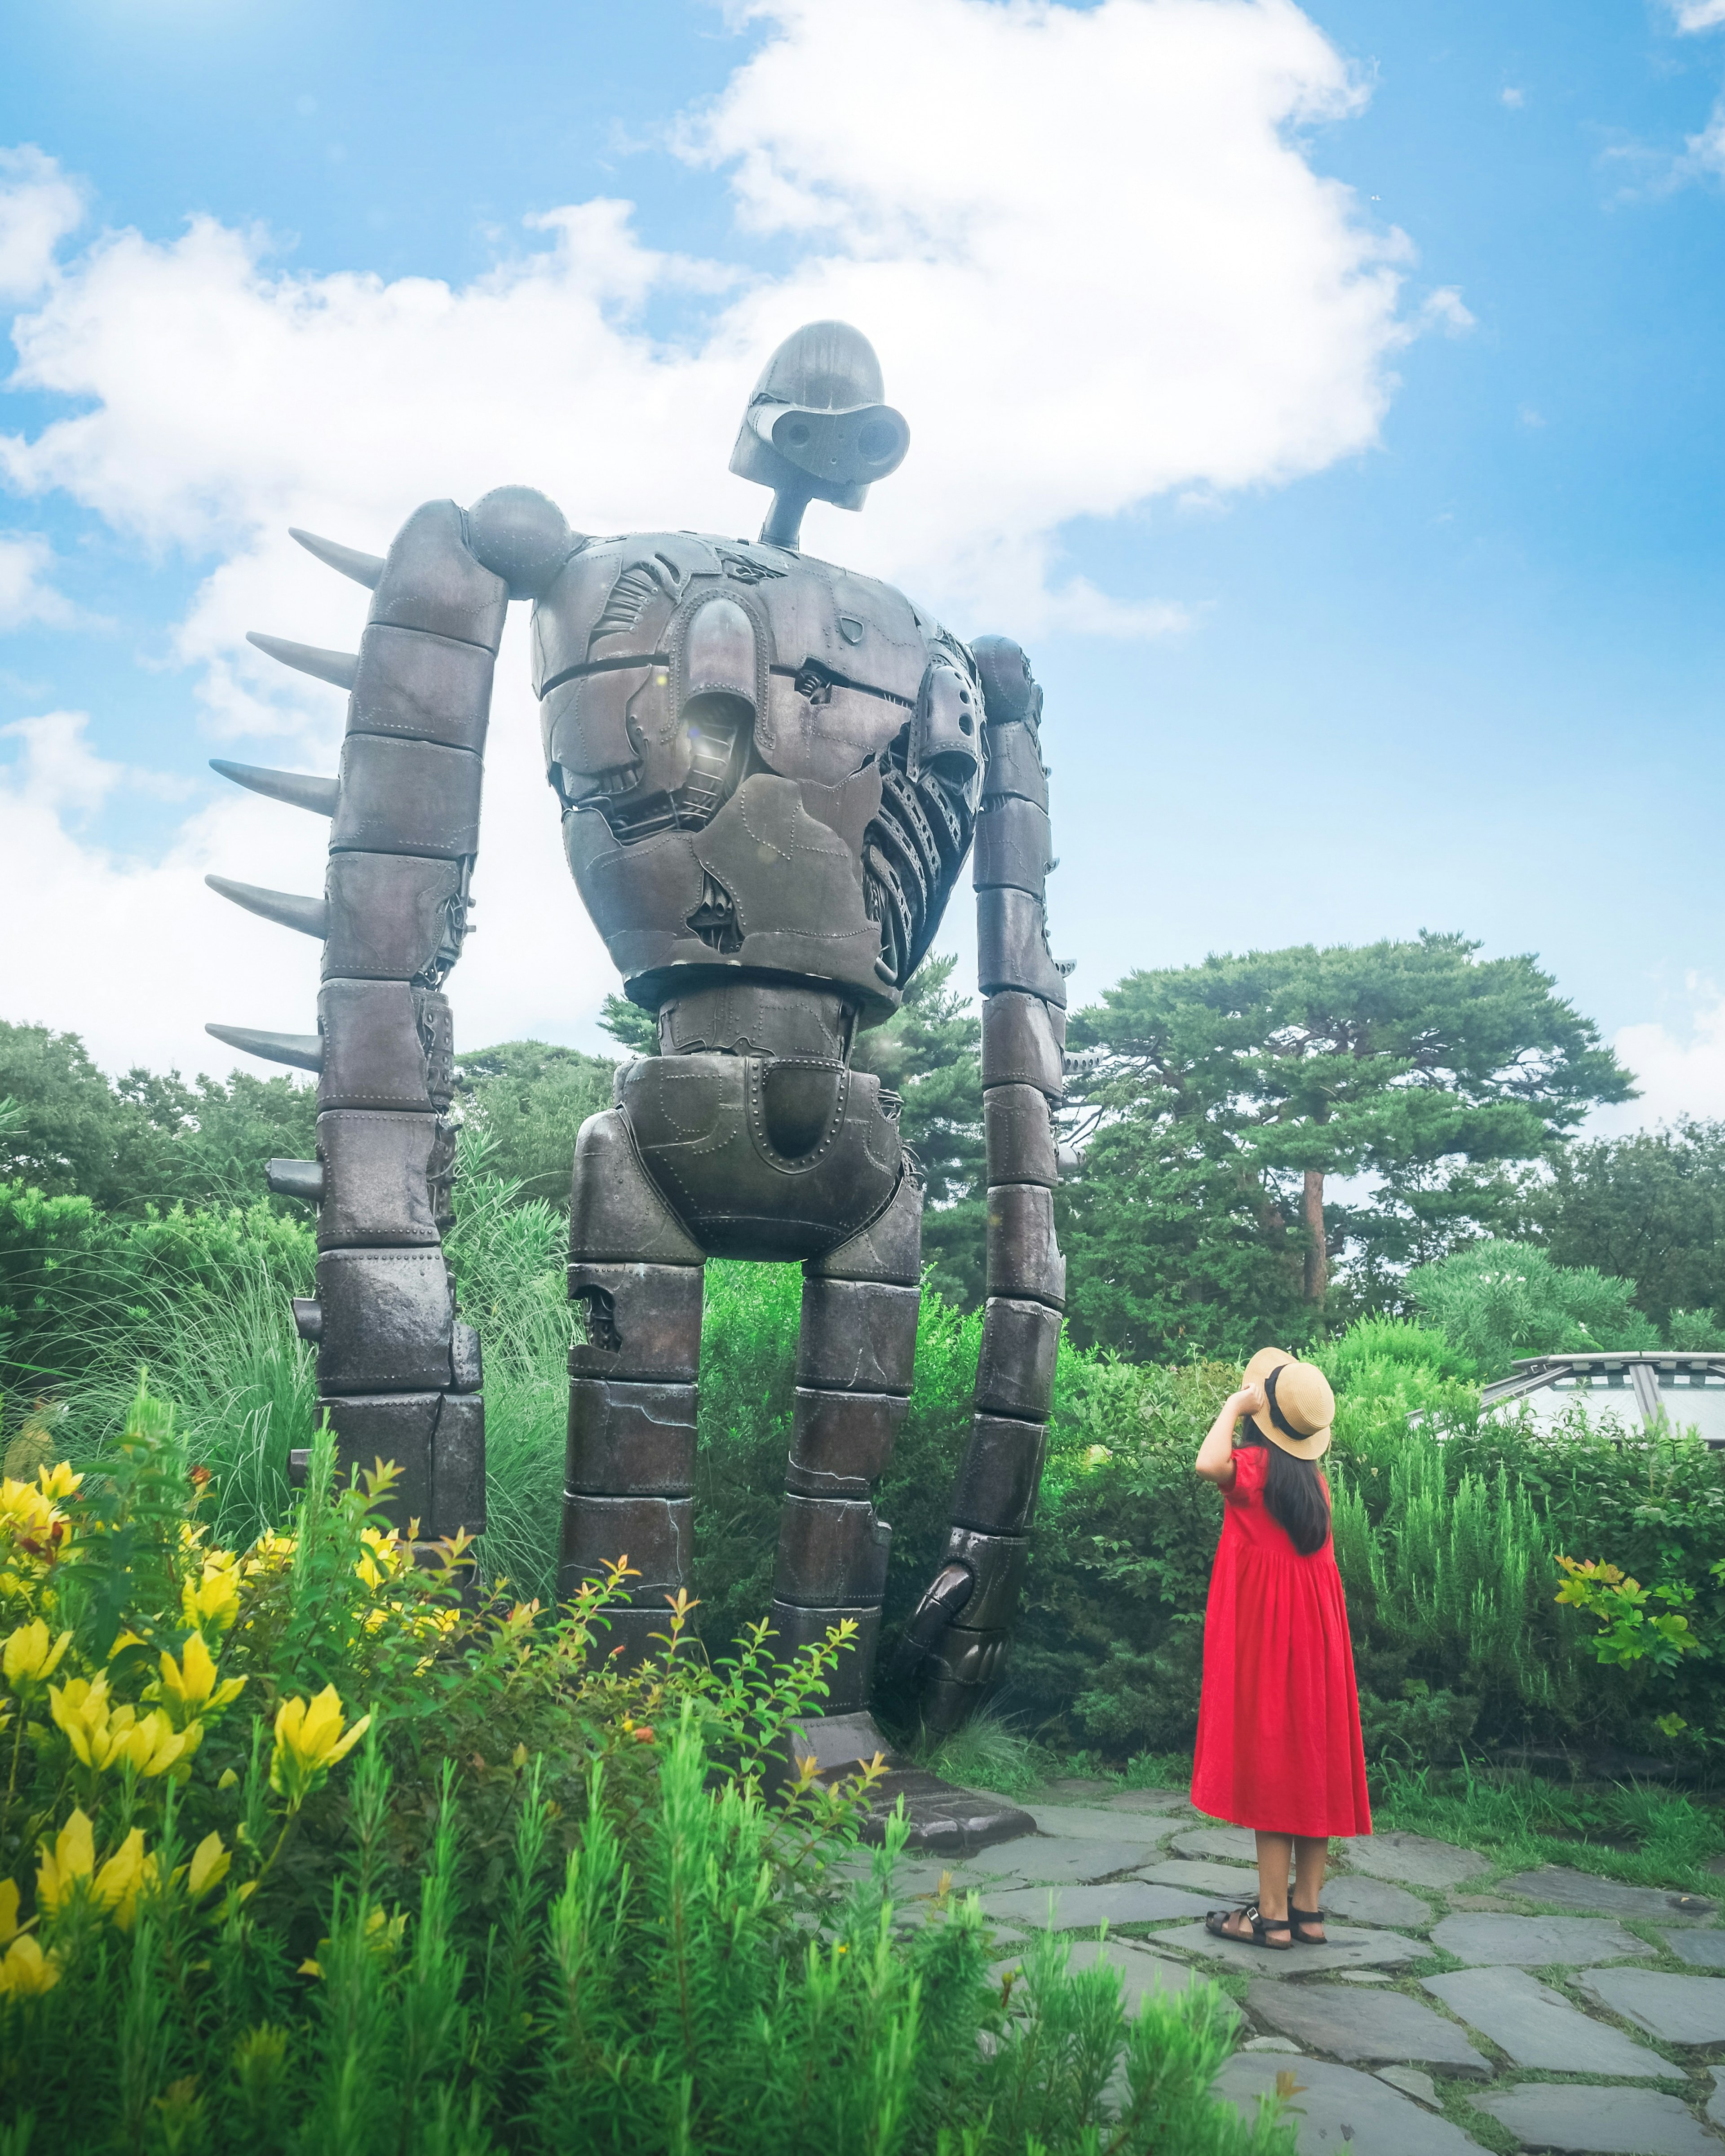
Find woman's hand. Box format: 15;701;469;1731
1236;1382;1266;1422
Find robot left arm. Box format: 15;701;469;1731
205;488;575;1540
892;635;1069;1734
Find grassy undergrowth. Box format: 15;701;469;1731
1370;1758;1725;1892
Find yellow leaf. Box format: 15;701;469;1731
36;1808;95;1914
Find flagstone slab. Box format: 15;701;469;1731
1429;1914;1655;1967
1154;1921;1420;1979
1422;1967;1663;2077
1578;1966;1725;2045
1138;1857;1264;1898
1707;2065;1725;2131
1324;1874;1434;1928
1470;2085;1718;2155
1664;1931;1725;1969
1214;2054;1481;2152
991;1936;1240;2019
1023;1804;1176;1846
1173;1825;1261;1864
1378;2066;1442;2109
977;1881;1215;1929
1106;1788;1190;1813
988;1837;1176;1886
1246;1980;1490;2074
1498;1868;1714;1924
1336;1831;1488;1890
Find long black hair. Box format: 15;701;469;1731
1236;1424;1332;1556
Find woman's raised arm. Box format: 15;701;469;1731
1195;1383;1265;1485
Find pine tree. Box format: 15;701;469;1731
1061;932;1634;1357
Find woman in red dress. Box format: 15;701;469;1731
1190;1346;1371;1950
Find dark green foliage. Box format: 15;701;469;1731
454;1040;615;1208
0;1018;317;1216
597;991;658;1055
1524;1118;1725;1337
853;956;986;1309
1061;933;1634;1355
1408;1237;1659;1377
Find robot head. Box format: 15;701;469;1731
731;321;909;548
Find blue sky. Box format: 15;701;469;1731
5;0;1725;1131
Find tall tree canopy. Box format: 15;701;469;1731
1059;933;1634;1360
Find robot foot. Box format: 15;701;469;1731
786;1709;1034;1859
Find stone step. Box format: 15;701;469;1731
1471;2085;1717;2155
1246;1979;1491;2075
1214;2054;1482;2152
1578;1966;1725;2046
1429;1913;1655;1967
1423;1966;1665;2077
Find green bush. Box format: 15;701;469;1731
0;1388;1288;2156
1407;1237;1658;1378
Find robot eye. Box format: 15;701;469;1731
858;421;898;464
783;420;812;449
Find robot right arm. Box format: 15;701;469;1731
204;487;576;1541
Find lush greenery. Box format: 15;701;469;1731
1520;1115;1725;1340
1059;934;1635;1360
0;1390;1287;2155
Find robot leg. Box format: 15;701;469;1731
769;1168;923;1718
561;1101;707;1665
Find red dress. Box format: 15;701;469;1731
1190;1445;1371;1839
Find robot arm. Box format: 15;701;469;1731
894;635;1066;1734
205;487;574;1541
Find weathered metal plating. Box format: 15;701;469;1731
206;321;1064;1753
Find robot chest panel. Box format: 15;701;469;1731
532;532;930;789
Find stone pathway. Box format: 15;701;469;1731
891;1786;1725;2151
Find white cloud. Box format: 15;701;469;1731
0;532;75;629
1670;0;1725;30
1500;87;1526;109
1419;286;1476;335
0;0;1442;1075
0;146;83;301
1592;982;1725;1136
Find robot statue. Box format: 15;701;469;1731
204;323;1066;1826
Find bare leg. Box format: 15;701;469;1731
1214;1829;1292;1944
1255;1831;1294;1921
1292;1836;1329;1940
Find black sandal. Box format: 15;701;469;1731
1205;1902;1292;1950
1290;1904;1327;1943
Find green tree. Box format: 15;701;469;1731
0;1020;316;1214
853;956;985;1308
1408;1236;1658;1378
1060;933;1633;1359
455;1040;616;1208
597;992;658;1055
1522;1119;1725;1338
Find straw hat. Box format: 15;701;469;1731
1241;1347;1335;1461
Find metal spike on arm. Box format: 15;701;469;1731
205;491;574;1543
246;631;360;691
210;760;339;817
289;528;385;589
894;633;1066;1735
